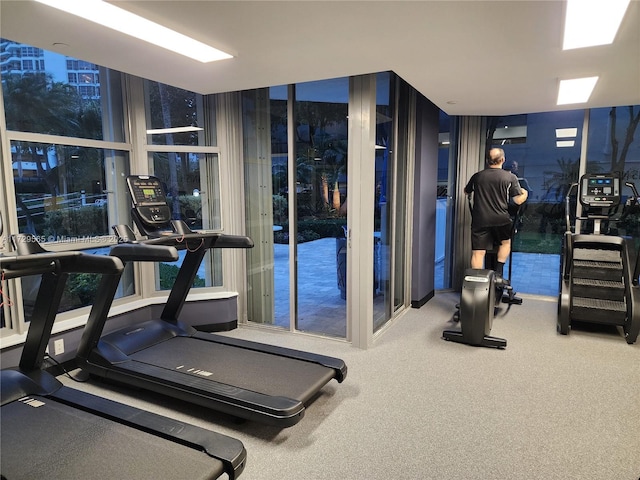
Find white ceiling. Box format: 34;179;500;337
1;0;639;116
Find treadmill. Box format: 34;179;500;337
1;228;246;479
75;174;347;427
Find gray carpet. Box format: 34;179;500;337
61;292;640;480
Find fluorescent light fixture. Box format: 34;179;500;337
557;140;576;148
563;0;631;50
556;128;578;138
35;0;233;63
146;126;204;135
557;77;599;105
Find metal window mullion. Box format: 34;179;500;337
348;75;376;348
6;130;130;152
287;84;298;332
398;86;417;312
575;109;590;233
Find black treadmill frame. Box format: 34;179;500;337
75;174;347;427
1;237;247;479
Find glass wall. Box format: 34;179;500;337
0;41;223;336
143;81;223;291
585;106;640;251
435;111;452;289
476;107;640;297
293;79;349;337
243;73;410;345
270;85;291;326
484;111;585;296
374;73;392;330
2;40;133;326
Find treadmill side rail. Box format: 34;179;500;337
197;332;348;383
52;387;247;480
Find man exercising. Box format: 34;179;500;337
464;148;528;277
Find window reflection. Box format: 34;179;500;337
152;152;221;290
586;106;640;244
144;81;206;146
11;142;128;239
2;39;104;139
486;110;585;296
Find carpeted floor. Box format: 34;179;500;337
61;292;640;480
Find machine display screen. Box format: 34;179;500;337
142;188;157;200
586;177;613;196
580;174;620;207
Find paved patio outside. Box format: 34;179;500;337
272;238;560;336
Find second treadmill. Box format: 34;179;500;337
75;175;347;427
1;231;246;479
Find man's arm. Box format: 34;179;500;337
513;188;528;205
464;175;475;195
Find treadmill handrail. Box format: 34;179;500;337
1;230;248;480
117;229;255;249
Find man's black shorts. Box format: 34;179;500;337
471;223;512;251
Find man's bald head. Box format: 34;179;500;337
488;148;505;166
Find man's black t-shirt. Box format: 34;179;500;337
464;168;523;228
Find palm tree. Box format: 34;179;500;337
608;106;640;174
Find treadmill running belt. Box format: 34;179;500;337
1;396;223;480
129;336;335;403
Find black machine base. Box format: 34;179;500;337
442;329;507;348
443;269;507;349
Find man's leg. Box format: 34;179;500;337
494;238;511;277
471;249;486;269
497;238;511;263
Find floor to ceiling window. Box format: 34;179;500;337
243;79;350;338
293;79;349;337
584;106;640;252
435;111;453;290
1;40;133;332
484;111;585;296
374;73;394;331
242;73;412;345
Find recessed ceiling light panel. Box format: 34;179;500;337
36;0;233;63
563;0;631;50
557;77;599;105
556;128;578;138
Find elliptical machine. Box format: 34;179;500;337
442;197;522;349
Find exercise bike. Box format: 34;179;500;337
442;198;523;349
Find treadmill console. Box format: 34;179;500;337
579;173;620;208
127;175;172;227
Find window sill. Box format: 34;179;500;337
0;290;238;349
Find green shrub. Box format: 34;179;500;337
159;262;205;289
43;205;109;239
